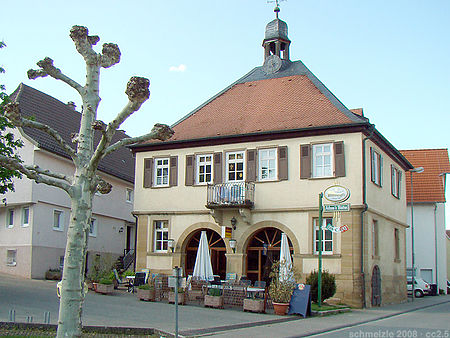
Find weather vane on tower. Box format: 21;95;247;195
267;0;286;18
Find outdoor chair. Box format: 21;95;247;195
133;272;147;288
113;269;132;292
239;276;252;286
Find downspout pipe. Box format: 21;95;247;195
433;203;438;287
133;214;138;272
361;124;375;308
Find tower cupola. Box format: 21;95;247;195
263;5;291;62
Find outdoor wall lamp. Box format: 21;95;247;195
230;217;237;230
168;239;175;253
229;239;237;253
262;243;268;256
118;226;124;233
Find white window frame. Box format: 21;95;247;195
312;143;333;178
226;151;245;183
89;218;97;237
391;166;400;198
258;148;277;181
154;220;169;252
313;218;333;255
196;154;213;185
21;207;30;227
6;249;17;266
6;209;14;228
154;158;170;187
53;210;64;231
371;149;383;186
126;188;134;203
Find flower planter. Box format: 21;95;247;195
243;298;265;313
168;291;185;305
204;295;224;309
96;283;114;295
137;288;156;301
272;302;289;315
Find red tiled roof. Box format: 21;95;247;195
350;108;364;116
167;75;362;142
400;149;450;203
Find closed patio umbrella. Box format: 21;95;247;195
279;232;293;282
192;231;214;281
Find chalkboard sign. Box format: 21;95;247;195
288;283;311;317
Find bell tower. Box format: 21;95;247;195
263;4;291;62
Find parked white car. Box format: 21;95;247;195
407;277;431;297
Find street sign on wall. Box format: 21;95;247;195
324;203;350;212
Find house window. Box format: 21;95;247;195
196;154;213;184
6;209;14;228
372;220;379;257
312;143;333;178
53;210;63;231
391;166;401;198
313;218;333;254
258;148;277;181
22;207;30;227
126;188;133;203
371;148;383;186
154;158;169;186
6;250;17;266
59;256;64;271
226;151;245;182
394;228;400;261
154;220;169;252
89;218;97;237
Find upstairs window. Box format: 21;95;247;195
6;209;14;228
394;228;400;261
258;148;277;181
372;220;379;257
371;148;383;186
89;218;97;237
391;165;401;198
312;143;333;178
22;207;30;227
154;158;169;187
53;210;63;231
226;151;245;182
300;141;345;179
196;154;213;184
126;188;133;203
154;220;169;252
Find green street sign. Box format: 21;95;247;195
324;203;350;212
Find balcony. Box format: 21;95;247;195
206;182;255;209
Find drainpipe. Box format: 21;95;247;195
433;203;438;287
133;214;138;272
361;124;375;308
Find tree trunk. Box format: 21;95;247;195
56;175;92;338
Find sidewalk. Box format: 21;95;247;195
0;274;448;337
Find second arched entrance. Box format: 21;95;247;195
246;227;293;284
185;228;226;279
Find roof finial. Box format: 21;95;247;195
267;0;286;19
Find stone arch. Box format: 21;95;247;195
237;220;300;255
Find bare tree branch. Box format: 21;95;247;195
89;77;151;169
24;164;72;183
101;43;121;68
69;26;99;62
103;123;174;157
0;155;72;193
27;57;83;94
4;103;77;161
90;175;112;194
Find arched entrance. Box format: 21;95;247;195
246;227;293;284
185;228;226;279
371;265;382;306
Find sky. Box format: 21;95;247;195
1;0;449;224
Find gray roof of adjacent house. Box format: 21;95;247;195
10;83;135;183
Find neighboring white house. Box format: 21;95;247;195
401;149;450;294
0;84;136;279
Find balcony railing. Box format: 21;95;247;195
206;182;254;209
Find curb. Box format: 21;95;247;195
311;307;351;316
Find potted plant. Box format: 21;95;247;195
204;287;224;309
168;287;185;305
137;281;156;301
96;277;114;295
268;260;297;315
45;268;62;281
243;291;265;313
